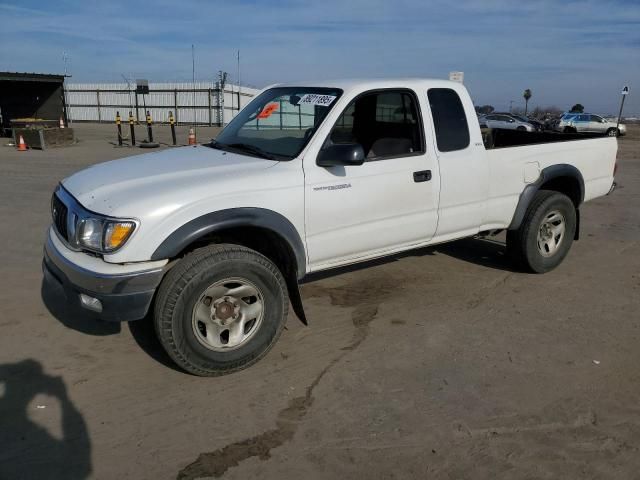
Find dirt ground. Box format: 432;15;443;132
1;122;639;479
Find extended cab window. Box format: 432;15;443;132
427;88;470;152
327;90;423;160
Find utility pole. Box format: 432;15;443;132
509;100;514;113
192;44;196;134
218;70;228;126
237;50;241;115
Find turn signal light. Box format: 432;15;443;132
105;222;135;250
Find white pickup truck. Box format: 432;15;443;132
43;79;617;375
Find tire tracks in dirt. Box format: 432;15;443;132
176;276;396;479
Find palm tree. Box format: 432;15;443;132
523;89;532;116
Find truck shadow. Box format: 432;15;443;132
0;359;92;479
40;278;183;373
434;237;515;272
41;279;121;335
127;316;186;374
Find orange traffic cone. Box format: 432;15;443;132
188;128;196;145
59;117;65;129
17;135;28;151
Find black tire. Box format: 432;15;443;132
563;126;577;133
606;128;618;137
507;190;576;273
154;244;288;376
516;126;526;131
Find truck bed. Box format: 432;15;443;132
481;132;617;232
483;128;605;149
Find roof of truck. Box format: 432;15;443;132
270;78;465;93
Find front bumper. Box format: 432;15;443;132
43;232;165;322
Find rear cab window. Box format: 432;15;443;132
427;88;470;152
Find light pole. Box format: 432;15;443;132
616;86;629;132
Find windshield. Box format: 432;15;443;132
213;86;343;160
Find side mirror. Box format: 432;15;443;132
317;143;365;167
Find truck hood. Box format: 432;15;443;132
62;145;278;216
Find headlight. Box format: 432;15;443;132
77;217;136;253
52;185;138;254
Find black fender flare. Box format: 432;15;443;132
508;164;585;231
151;207;307;278
151;208;309;325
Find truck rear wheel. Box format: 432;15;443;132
154;244;288;376
507;190;576;273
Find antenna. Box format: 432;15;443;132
237;50;241;110
121;74;134;113
62;52;69;76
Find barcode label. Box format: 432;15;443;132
298;94;337;107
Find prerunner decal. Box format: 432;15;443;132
298;94;337;107
313;183;352;191
257;103;279;119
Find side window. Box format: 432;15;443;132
328;90;424;160
577;114;589;122
427;88;470;152
590;115;602;122
375;92;417;124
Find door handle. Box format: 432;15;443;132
413;170;432;182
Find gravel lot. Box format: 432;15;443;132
1;123;639;479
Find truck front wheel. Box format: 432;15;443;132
507;190;576;273
154;244;288;376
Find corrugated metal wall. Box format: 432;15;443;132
65;82;259;125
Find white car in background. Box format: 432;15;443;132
482;113;536;132
555;113;626;136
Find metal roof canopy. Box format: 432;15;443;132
0;72;72;132
0;72;70;83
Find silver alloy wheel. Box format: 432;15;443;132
537;210;566;257
608;129;618;137
191;277;264;351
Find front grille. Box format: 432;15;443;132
52;193;69;241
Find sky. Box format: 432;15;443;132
1;0;638;114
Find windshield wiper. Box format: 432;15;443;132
226;143;276;160
208;139;226;150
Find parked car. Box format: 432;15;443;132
43;78;618;375
482;113;536;132
555;113;626;136
509;114;545;131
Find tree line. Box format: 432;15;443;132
475;103;586;118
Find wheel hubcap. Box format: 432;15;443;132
191;278;264;351
537;210;566;257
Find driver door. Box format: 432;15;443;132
303;89;439;270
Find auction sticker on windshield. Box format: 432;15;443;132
257;103;279;119
298;94;337;107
